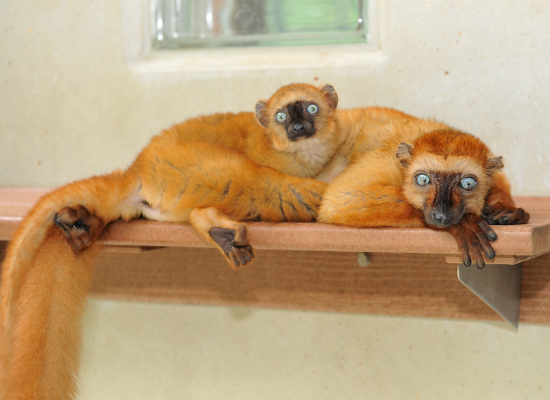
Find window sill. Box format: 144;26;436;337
125;45;386;74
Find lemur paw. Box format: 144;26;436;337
209;225;254;269
482;203;530;225
54;206;106;254
448;213;497;269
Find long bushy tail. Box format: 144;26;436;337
0;227;99;399
0;170;140;400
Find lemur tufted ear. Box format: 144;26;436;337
255;100;269;127
320;84;338;110
396;143;414;168
485;156;504;175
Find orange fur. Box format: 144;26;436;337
315;107;426;182
0;83;341;399
320;108;529;267
1;227;98;399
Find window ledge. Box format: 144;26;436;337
126;46;387;74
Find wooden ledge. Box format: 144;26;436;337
2;187;550;325
1;187;549;264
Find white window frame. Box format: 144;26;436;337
121;0;387;74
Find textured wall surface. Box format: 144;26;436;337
1;1;550;399
1;0;549;193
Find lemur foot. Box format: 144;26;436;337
482;203;530;225
209;225;254;269
54;205;106;254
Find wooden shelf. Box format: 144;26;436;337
1;187;549;263
1;187;549;325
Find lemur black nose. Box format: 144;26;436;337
292;123;305;133
431;210;452;226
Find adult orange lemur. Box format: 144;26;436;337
318;107;529;269
0;83;340;400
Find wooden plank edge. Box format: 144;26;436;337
445;254;541;266
0;217;546;259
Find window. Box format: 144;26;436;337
151;0;370;50
122;0;382;73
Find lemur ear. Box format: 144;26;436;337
396;143;414;167
485;156;504;175
320;84;338;110
255;100;269;127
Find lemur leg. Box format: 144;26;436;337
140;142;328;224
184;168;327;269
189;207;253;269
245;170;328;223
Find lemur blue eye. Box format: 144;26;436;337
460;177;477;190
415;173;431;186
307;104;318;114
276;112;286;122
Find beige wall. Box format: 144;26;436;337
2;0;550;399
2;0;549;193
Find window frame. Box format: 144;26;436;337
121;0;386;74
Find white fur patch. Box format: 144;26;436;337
316;156;348;183
288;136;335;174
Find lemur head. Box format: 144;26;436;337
254;83;339;152
396;129;504;228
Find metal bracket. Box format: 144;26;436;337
457;263;522;329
